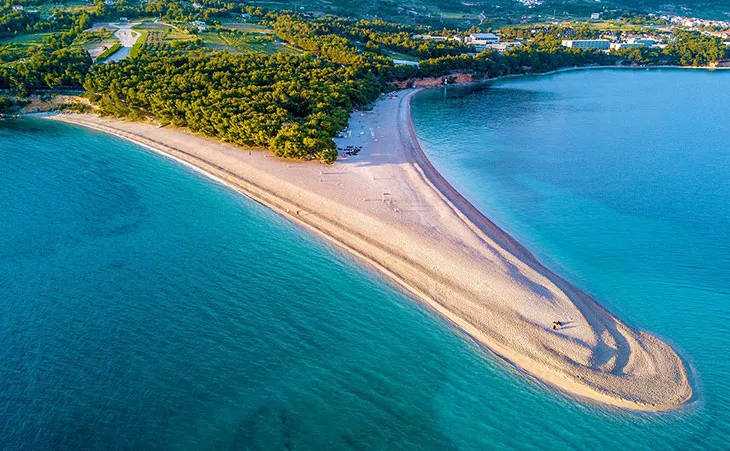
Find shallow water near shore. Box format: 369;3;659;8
412;68;730;448
0;67;727;450
0;117;631;450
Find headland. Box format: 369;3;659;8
46;88;693;411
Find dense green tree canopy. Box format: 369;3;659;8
84;51;381;162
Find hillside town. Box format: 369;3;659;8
412;11;729;56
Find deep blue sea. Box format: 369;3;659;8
0;68;728;449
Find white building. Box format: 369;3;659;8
610;42;642;50
484;42;522;53
610;38;659;50
465;33;500;46
591;13;601;20
561;39;610;50
627;38;657;46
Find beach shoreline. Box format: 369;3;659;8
44;87;693;411
472;64;729;89
400;64;730;90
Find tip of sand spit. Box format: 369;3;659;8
525;320;694;412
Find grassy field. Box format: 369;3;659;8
133;22;169;31
200;31;238;52
133;21;196;40
215;21;303;55
133;22;197;44
166;27;198;41
0;33;51;46
217;29;303;55
200;32;227;45
385;50;420;63
74;28;115;47
221;22;274;34
129;29;149;58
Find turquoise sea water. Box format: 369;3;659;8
0;68;727;450
412;68;730;449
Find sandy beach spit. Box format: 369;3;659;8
46;89;692;411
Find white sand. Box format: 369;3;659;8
47;89;693;411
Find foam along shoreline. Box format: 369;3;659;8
46;89;692;411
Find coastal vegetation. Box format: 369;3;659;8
296;17;469;59
0;6;92;93
608;32;729;66
404;32;729;79
499;23;730;67
402;42;615;80
83;51;381;162
0;94;12;113
1;1;728;160
0;44;90;94
663;31;729;66
270;14;394;76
